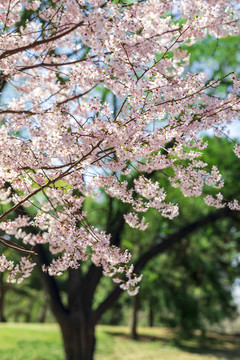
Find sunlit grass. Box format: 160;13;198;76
0;323;239;360
0;323;63;360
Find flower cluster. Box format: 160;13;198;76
7;257;36;284
124;213;149;231
0;254;14;272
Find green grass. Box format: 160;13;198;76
0;323;63;360
0;323;239;360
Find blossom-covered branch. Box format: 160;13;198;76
0;0;240;292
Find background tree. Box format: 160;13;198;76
92;137;240;339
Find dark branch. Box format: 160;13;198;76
134;208;233;273
83;205;126;309
34;245;68;320
93;207;234;322
0;21;84;60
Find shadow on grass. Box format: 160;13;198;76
104;329;240;360
173;344;240;360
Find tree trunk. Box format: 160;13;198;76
39;295;48;323
36;249;98;360
25;310;31;323
131;295;139;340
60;316;96;360
34;209;231;359
148;301;154;327
0;273;6;322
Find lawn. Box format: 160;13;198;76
0;323;239;360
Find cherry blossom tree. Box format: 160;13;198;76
0;0;240;359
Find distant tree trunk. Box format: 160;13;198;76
39;295;48;323
0;273;6;322
25;310;31;323
131;294;139;340
39;306;47;323
148;301;154;327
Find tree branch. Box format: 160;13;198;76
134;208;233;273
34;245;68;321
83;205;126;309
0;21;84;60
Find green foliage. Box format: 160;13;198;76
0;269;53;323
122;137;240;333
91;137;240;333
141;224;238;334
185;33;240;93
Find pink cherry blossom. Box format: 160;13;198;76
0;0;239;293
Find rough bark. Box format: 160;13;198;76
60;315;96;360
36;250;98;360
